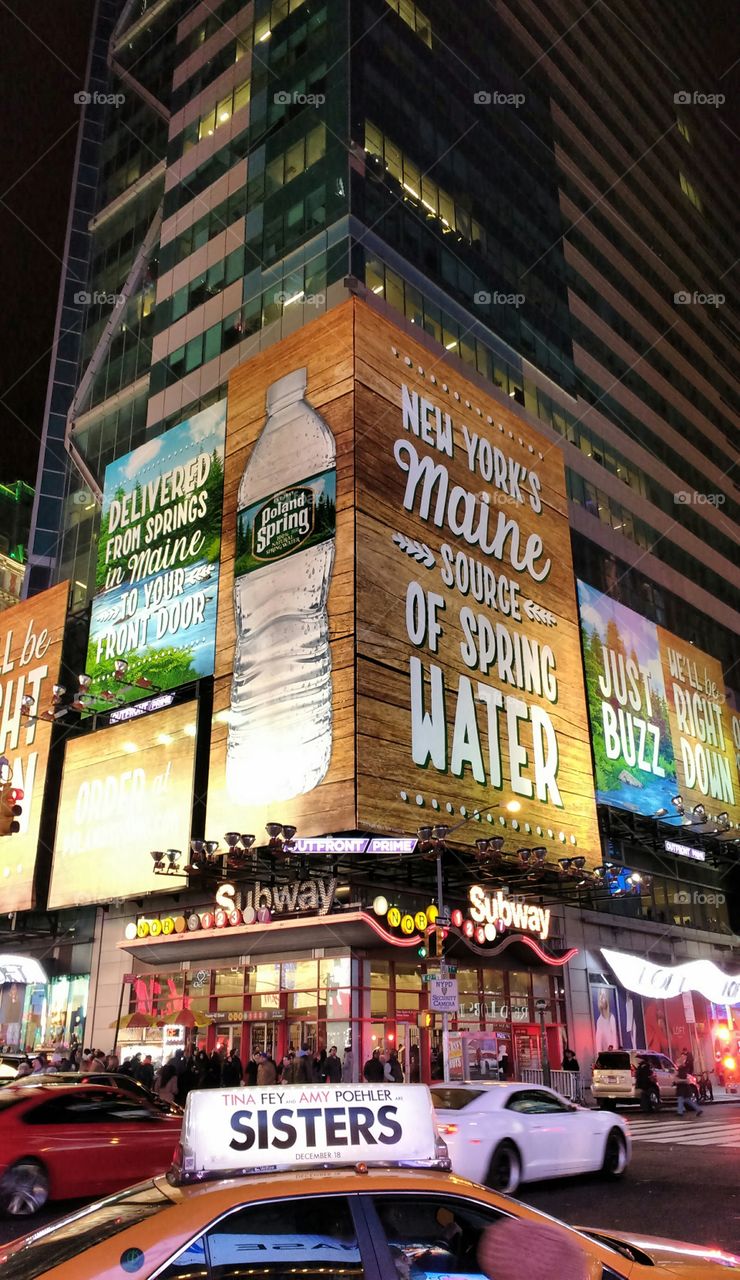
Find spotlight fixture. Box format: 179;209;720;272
572;856;586;870
714;812;730;833
150;847;183;876
653;807;668;818
532;847;547;862
518;847;532;864
671;795;685;816
114;659;129;679
691;803;707;825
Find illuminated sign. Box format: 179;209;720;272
291;836;417;855
109;692;176;724
207;302;598;862
578;581;739;825
602;948;740;1005
0;583;68;911
49;703;197;908
0;956;47;985
127;875;338;939
87;402;225;708
177;1084;442;1181
663;839;706;862
467;884;551;941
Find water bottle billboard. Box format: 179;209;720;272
86;401;226;708
207;315;355;839
578;580;739;828
208;301;599;865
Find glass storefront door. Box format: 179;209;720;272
249;1021;277;1060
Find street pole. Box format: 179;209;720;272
536;997;551;1087
436;851;450;1083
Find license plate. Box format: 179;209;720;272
606;1076;617;1083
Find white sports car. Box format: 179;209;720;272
431;1081;631;1193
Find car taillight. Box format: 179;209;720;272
630;1064;636;1077
438;1123;458;1135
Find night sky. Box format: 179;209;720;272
0;1;736;493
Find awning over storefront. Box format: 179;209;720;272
118;911;427;965
118;909;578;970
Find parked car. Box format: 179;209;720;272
13;1072;182;1115
0;1083;182;1216
591;1050;699;1110
431;1081;631;1193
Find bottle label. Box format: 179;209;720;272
235;467;336;576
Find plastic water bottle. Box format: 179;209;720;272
226;367;336;802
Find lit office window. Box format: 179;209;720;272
679;170;703;211
385;0;432;47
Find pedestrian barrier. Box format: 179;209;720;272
518;1067;584;1102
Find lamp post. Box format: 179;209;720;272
535;996;551;1086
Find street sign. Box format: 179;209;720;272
430;977;459;1013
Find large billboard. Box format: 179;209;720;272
49;702;196;907
578;580;739;825
0;583;68;911
86;402;225;706
354;305;598;859
207;301;598;864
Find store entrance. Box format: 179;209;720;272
214;1024;242;1059
249;1021;277;1061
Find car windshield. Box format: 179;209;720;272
0;1182;173;1280
430;1087;486;1110
595;1053;631;1070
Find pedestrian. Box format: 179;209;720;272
157;1060;179;1104
324;1045;342;1084
16;1059;32;1078
385;1049;404;1083
363;1049;385;1083
278;1052;295;1084
176;1053;196;1106
498;1052;511;1080
635;1056;656;1112
312;1048;327;1082
31;1054;47;1074
204;1052;222;1088
562;1048;579;1072
221;1049;243;1086
135;1054;155;1089
89;1050;107;1072
293;1046;312;1084
675;1054;702;1117
409;1044;420;1084
257;1052;277;1086
244;1053;258;1086
342;1046;354;1083
682;1047;695;1075
105;1053;119;1071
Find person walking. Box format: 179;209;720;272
257;1052;278;1086
279;1052;295;1084
136;1054;155;1089
324;1045;342;1084
635;1056;657;1112
293;1046;313;1084
385;1049;404;1083
157;1060;179;1104
221;1049;243;1086
676;1053;702;1117
363;1049;385;1082
245;1053;259;1086
562;1048;579;1071
341;1046;354;1083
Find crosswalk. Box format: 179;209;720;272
625;1110;740;1148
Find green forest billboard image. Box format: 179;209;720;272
86;402;226;704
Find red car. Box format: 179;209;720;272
0;1083;182;1217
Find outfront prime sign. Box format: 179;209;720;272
0;583;68;911
206;301;597;860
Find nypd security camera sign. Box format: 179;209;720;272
177;1085;441;1180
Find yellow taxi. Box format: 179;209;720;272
1;1084;737;1280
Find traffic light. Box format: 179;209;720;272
417;943;428;959
431;925;445;957
0;780;22;835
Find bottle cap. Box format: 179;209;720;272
266;367;307;412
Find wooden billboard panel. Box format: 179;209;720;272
208;308;357;840
0;583;69;911
353;303;600;864
212;300;598;862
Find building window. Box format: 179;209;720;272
385;0;432;47
679;170;703;211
